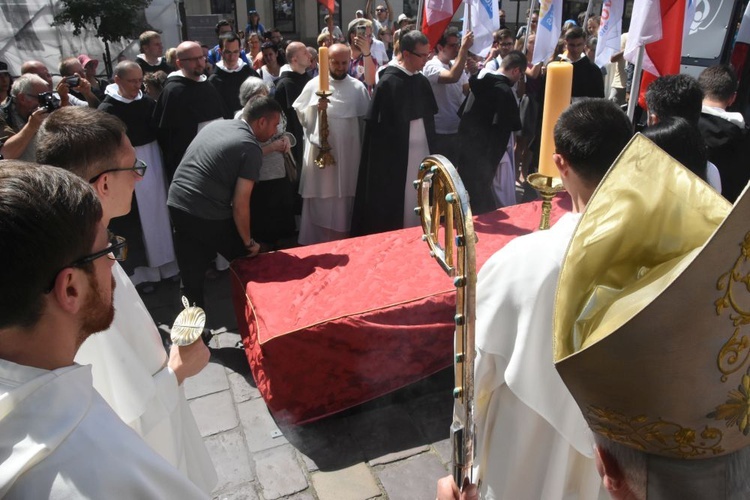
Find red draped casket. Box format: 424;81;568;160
230;197;570;424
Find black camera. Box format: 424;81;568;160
38;92;61;113
65;75;80;88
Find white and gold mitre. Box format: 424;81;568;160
554;133;750;461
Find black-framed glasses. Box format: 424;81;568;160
89;159;147;183
45;232;128;293
405;49;430;59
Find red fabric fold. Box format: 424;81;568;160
231;196;572;424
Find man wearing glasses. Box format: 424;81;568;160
209;33;259;115
0;74;51;161
153;40;230;183
365;0;393;33
351;30;437;236
0;162;207;498
36;106;217;494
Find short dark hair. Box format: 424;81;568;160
564;27;585;41
500;51;528;72
437;27;460;49
554;99;633;185
219;32;241;50
698;64;738;102
241;94;283;123
642;116;707;181
645;74;704;125
37;107;127;181
494;28;513;41
215;20;232;36
0;162;102;328
400;30;429;54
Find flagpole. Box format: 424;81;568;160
416;0;424;31
627;44;645;123
467;0;472;32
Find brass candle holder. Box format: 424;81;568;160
314;90;335;169
527;173;565;230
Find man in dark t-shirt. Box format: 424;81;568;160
167;96;282;307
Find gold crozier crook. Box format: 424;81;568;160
416;155;477;490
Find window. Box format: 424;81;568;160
272;0;295;33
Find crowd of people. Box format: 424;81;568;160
1;3;750;498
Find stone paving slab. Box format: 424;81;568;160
368;445;431;466
253;444;309;499
347;405;427;461
184;360;230;400
376;453;448;500
205;429;256;494
432;438;452;466
212;482;260;500
190;390;239;437
238;398;289;452
311;462;382;500
227;370;261;403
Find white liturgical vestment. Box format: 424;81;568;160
0;361;207;499
473;213;604;499
293;74;370;245
74;263;217;493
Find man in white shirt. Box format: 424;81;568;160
423;28;473;164
36;106;217;493
0;162;207;499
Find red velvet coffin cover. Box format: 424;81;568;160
230;197;571;424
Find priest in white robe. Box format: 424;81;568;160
293;43;371;245
452;99;634;500
0;163;206;499
36;106;217;494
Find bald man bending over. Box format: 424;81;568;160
152;41;230;182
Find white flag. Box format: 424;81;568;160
463;0;499;58
623;0;663;75
595;0;624;68
533;0;563;64
426;0;457;24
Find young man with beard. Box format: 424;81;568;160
209;33;259;115
36;107;216;494
0;163;206;499
293;43;371;244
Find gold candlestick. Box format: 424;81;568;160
527;173;565;230
315;90;335;169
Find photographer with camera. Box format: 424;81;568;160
59;57;101;108
0;74;52;161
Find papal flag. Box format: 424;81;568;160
533;0;563;65
462;0;499;58
594;0;624;68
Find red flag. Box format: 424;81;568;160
421;0;462;50
317;0;335;13
637;0;686;108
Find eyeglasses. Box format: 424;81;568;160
179;54;207;62
45;232;128;293
406;49;430;59
89;159;147;183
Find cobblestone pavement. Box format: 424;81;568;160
140;269;455;500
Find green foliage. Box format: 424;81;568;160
52;0;154;44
